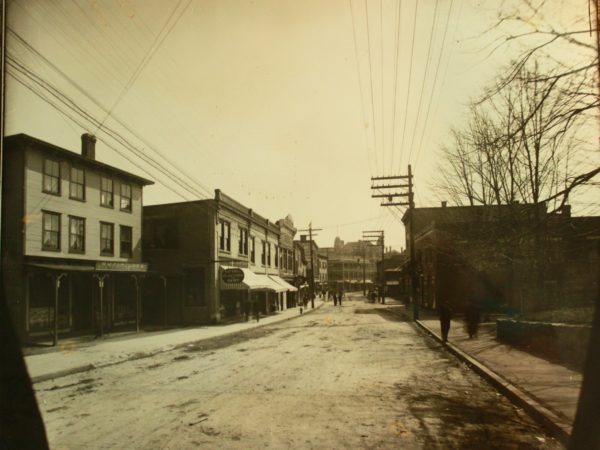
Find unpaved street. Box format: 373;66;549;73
35;294;562;449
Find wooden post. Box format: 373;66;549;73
52;273;67;347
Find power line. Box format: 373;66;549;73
348;0;374;176
398;0;419;172
364;0;379;173
96;0;192;132
389;0;403;173
414;0;456;169
407;0;440;165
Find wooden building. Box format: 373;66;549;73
1;134;154;343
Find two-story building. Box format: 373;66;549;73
143;190;296;324
1;134;153;343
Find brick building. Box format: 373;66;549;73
143;190;297;324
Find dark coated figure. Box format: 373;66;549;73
438;302;452;343
465;300;481;338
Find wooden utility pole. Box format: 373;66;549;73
298;223;322;309
362;230;384;303
370;165;416;317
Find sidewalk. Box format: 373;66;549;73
25;301;324;383
417;315;580;444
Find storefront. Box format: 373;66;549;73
24;259;148;345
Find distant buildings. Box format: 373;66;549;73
1;134;153;341
322;237;379;291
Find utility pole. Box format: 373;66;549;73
362;230;384;304
370;166;416;318
362;244;366;296
298;223;321;309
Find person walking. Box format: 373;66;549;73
438;301;452;343
338;290;343;306
254;298;260;323
465;300;481;338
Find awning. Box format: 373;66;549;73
26;262;148;273
269;275;298;292
220;266;284;292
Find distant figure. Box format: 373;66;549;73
438;302;453;343
465;300;481;338
243;300;250;322
254;301;260;323
338;291;343;306
333;293;338;306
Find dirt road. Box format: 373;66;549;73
35;294;563;449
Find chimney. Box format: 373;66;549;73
441;201;447;208
562;204;571;217
301;235;307;242
81;133;96;160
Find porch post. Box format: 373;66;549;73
160;275;167;328
93;274;107;338
131;275;140;333
53;273;67;347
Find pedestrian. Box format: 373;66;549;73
465;300;481;338
333;292;337;306
243;300;250;322
438;301;452;343
254;300;260;323
338;290;343;306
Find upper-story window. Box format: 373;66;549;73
238;227;248;255
100;222;114;256
42;211;61;251
120;225;133;258
120;183;132;212
267;242;272;266
43;159;61;195
261;240;266;265
251;237;256;263
274;245;279;268
219;219;231;251
69;167;85;201
100;177;113;208
68;216;85;253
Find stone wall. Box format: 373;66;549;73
496;318;592;370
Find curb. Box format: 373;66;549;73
415;319;572;446
30;302;325;384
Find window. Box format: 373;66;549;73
100;222;114;255
219;219;230;251
120;225;133;258
251;237;256;263
43;159;61;194
68;216;85;253
42;211;61;251
69;166;85;201
239;227;248;255
261;240;266;265
274;245;279;268
100;177;113;208
267;242;272;266
120;183;132;211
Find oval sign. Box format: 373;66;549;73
222;268;244;284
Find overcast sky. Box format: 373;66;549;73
5;0;595;249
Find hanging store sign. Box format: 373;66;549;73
222;268;245;284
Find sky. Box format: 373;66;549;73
4;0;597;250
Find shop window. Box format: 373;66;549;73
261;240;266;265
100;222;114;256
120;183;132;212
69;166;85;201
43;158;61;195
42;211;61;251
68;216;85;253
120;225;133;258
275;245;279;268
100;177;114;208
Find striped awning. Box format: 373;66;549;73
268;275;298;292
220;266;284;292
